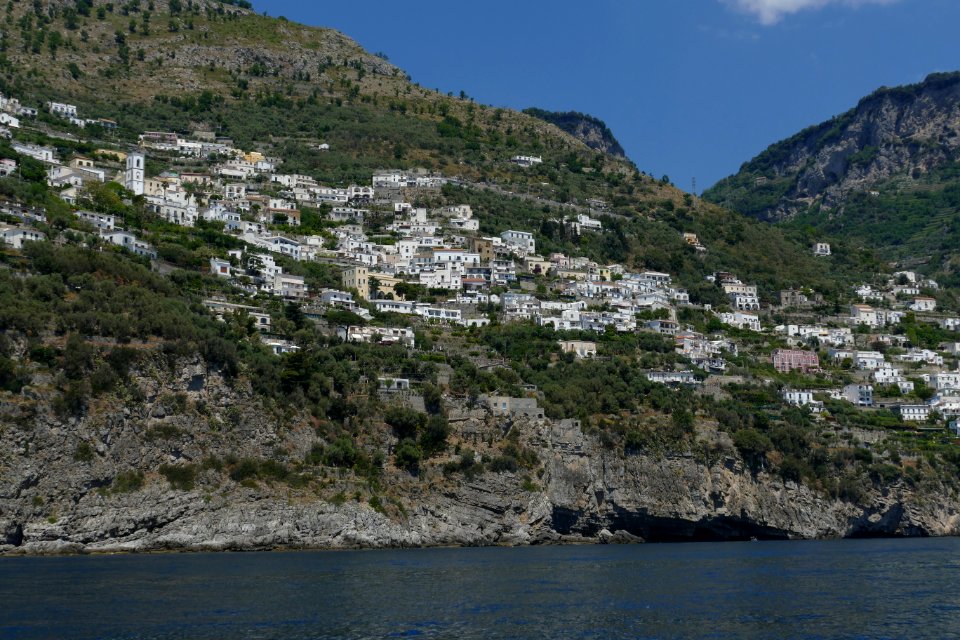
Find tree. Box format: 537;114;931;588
733;428;773;472
419;414;450;455
671;409;694;434
47;31;63;58
394;439;421;473
284;301;305;330
384;406;426;440
423;383;443;415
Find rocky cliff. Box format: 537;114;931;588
2;359;956;555
524;109;628;158
705;72;960;221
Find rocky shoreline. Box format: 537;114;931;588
3;365;959;558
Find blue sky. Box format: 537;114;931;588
254;0;958;191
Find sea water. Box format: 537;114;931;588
2;538;958;639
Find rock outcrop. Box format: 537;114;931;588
1;361;957;555
705;72;960;221
524;108;628;158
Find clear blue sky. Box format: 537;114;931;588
254;0;959;191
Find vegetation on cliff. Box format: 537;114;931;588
0;2;957;550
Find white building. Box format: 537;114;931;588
100;230;156;259
730;293;761;311
210;257;232;278
717;311;761;332
12;142;57;164
417;306;462;322
646;370;699;386
373;299;418;315
895;349;944;367
338;325;416;348
47;101;78;118
0;225;45;249
511;155;543;167
782;389;824;411
843;384;874;407
842;350;886;371
262;338;299;356
558;340;598;359
270;273;307;299
125;152;145;196
0;113;20;129
571;214;602;233
850;304;880;327
930;373;960;392
929;395;960;418
501;230;535;254
897;404;930;422
74;210;116;231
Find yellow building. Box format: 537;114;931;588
95;149;127;162
342;265;370;299
467;237;495;264
368;273;407;299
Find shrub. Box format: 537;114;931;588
145;424;183;441
624;429;651;455
0;357;29;393
229;458;259;482
112;470;144;493
868;463;901;485
159;464;197;491
323;437;361;468
368;495;385;514
73;441;95;463
443;448;482;478
488;455;518;473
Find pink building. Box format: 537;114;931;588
771;349;820;373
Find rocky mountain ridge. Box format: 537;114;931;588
705;72;960;221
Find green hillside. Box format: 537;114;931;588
3;1;955;553
787;163;960;286
704;72;960;282
0;0;881;291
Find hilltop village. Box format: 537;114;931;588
2;93;960;436
2;95;959;451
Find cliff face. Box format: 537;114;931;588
2;361;956;555
705;72;960;222
524;109;628;158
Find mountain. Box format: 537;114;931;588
0;0;869;295
1;2;955;555
704;72;960;280
523;108;627;158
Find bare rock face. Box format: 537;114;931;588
1;362;958;556
534;420;957;542
706;72;960;220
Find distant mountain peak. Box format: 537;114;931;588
705;71;960;222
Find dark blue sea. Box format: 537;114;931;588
1;538;958;639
